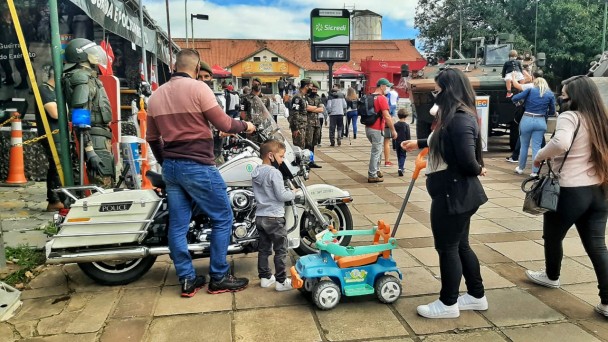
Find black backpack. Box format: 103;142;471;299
358;94;380;126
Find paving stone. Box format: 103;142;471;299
476;207;525;220
0;323;16;342
392;295;490;335
234;306;320;342
21;333;98;342
393;222;433;239
21;284;69;300
518;259;597;285
37;311;80;335
101;318;148;342
397;237;435;249
124;262;168;289
502;322;601;342
399;267;441;297
233;254;293;281
486;240;545;262
13;321;36;340
28;266;66;289
9;296;68;322
2;230;47;248
154;285;232;316
471;244;512;264
421;330;507;342
579;319;608;341
316;302;408;341
63;264;108;292
391;248;422;268
470;220;510;235
406;247;438;267
428;265;515;291
234;279;308;309
480;288;564;326
353;203;400;214
492;217;543;232
561;283;600;306
164;259;210;286
489;196;527;208
571;256;594;268
112;288;159;318
65;290;118;333
64;292;95;312
149;313;231;342
472;232;528;244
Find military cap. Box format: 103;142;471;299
311;80;320;88
199;61;213;75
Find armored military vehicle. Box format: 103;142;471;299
407;34;544;150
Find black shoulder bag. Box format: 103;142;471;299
513;90;530;124
521;115;581;215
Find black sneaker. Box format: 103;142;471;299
398;169;404;177
309;162;322;168
208;274;249;294
181;275;206;298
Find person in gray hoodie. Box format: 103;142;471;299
327;86;348;146
251;140;296;291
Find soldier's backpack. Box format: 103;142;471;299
358;94;380;126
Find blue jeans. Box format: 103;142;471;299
365;127;383;177
518;115;547;173
390;105;397;116
397;148;406;171
162;159;233;282
346;110;358;136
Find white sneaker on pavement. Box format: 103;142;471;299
514;166;524;175
260;275;276;288
505;157;518;163
457;293;488;311
276;278;293;292
530;173;538;178
595;303;608;317
416;299;459;319
525;270;560;288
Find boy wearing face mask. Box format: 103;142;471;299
251;140;296;291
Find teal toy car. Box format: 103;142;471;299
290;220;402;310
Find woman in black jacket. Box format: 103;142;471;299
402;68;488;319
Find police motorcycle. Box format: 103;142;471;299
45;102;353;285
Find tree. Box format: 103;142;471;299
415;0;606;81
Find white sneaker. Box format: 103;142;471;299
457;293;488;311
275;278;293;292
530;173;538;178
260;275;276;288
595;303;608;317
514;166;524;175
416;299;459;319
525;270;560;288
505;157;518;163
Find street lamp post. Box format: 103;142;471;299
191;14;209;47
602;0;608;53
534;0;539;57
185;0;188;48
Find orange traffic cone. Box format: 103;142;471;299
4;113;29;186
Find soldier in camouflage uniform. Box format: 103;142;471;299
305;80;324;168
62;38;114;187
289;79;312;148
241;77;270;122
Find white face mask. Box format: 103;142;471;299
384;87;390;95
430;104;439;116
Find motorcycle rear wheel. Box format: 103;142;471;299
78;256;157;285
295;203;353;256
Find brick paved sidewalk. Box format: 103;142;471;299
1;120;607;341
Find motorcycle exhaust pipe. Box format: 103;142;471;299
46;244;244;264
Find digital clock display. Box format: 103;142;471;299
315;47;348;61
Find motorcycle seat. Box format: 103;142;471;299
146;171;166;189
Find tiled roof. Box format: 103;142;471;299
176;39;424;72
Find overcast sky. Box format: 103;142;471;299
142;0;419;41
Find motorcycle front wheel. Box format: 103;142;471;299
78;256;157;285
295;203;353;256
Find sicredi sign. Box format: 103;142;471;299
310;9;350;62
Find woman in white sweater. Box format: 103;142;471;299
525;75;608;318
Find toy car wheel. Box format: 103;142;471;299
375;275;402;304
312;280;341;310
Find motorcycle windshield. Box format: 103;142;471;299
249;96;286;143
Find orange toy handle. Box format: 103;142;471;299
412;147;429;181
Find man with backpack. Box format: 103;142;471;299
360;78;397;183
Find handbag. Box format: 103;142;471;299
513;90;530;124
521;115;581;215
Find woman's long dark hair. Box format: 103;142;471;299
561;75;608;186
430;68;484;169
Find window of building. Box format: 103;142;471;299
253;57;261;62
271;57;279;62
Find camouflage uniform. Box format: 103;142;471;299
305;93;322;151
289;92;308;148
241;93;271;122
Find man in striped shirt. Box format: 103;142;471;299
147;49;255;297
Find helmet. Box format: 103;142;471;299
64;38;107;70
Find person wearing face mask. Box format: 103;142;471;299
401;68;488;319
147;49;256;297
289;79;314;148
305;80;325;168
251;140;297;292
242;77;271;122
365;78;397;183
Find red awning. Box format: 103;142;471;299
333;64;364;78
211;64;232;78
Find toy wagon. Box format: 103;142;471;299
290;220;402;310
